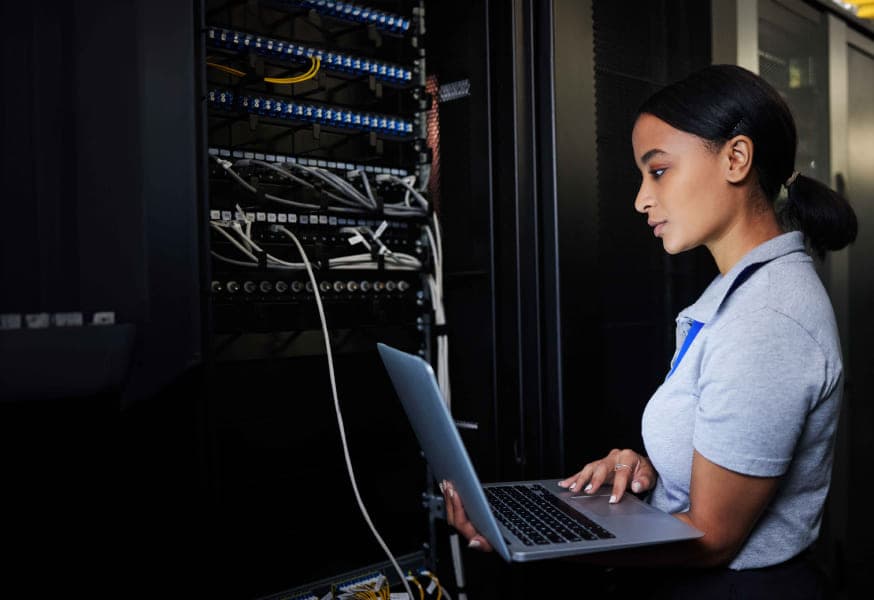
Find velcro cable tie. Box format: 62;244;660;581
347;233;371;251
374;220;388;239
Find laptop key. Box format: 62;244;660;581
489;484;613;545
530;484;616;540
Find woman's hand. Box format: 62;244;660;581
440;480;493;552
558;449;657;504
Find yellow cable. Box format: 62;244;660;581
207;56;320;85
264;56;321;84
405;576;424;600
206;61;247;77
263;56;319;84
420;571;441;600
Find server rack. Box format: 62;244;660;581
196;2;446;597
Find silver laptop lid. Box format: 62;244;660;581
377;343;512;562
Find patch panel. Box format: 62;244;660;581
270;1;413;34
208;147;410;177
208;168;427;220
209;88;414;137
208;215;421;254
255;552;432;600
336;571;387;595
208;210;415;229
207;27;414;85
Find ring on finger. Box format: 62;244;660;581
614;463;631;471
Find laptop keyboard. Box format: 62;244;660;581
484;484;615;546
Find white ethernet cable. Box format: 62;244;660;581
283;161;375;210
275;224;415;600
432;214;443;280
210;221;308;269
213;156;362;214
342;223;423;270
347;169;376;209
376;173;429;211
418;569;451;600
216;155;428;217
242;159;365;210
211;250;420;272
428;275;450;410
210;225;422;271
235;203;255;253
425;227;441;292
213;219;423;271
210;221;260;263
424;213;449;409
426;211;465;600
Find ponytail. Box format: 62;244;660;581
779;174;858;259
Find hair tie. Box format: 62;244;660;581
784;170;800;189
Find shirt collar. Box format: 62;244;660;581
679;231;806;323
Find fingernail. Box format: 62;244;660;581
631;481;641;493
609;495;617;504
449;487;455;498
439;481;445;493
584;484;593;493
568;482;576;491
468;539;481;548
558;480;567;488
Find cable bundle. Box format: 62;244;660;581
212;156;428;217
210;218;422;272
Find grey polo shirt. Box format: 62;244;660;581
641;231;843;570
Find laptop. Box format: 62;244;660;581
377;343;703;562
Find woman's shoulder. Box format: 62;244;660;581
712;255;841;363
763;254;836;329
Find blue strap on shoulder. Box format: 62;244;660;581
666;319;704;379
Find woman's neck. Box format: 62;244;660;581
707;206;783;275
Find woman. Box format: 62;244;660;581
442;65;857;597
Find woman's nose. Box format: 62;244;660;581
634;182;652;214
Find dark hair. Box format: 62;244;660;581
637;64;857;258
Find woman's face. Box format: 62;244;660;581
631;113;739;255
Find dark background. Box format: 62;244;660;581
1;0;871;598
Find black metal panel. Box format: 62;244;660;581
427;0;500;484
560;0;715;464
534;0;565;476
0;0;202;404
846;42;874;593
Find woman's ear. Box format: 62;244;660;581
724;135;754;184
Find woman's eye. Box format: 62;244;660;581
650;168;667;179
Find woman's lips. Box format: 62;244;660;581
649;220;667;237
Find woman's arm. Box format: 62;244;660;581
560;449;780;568
444;449;780;568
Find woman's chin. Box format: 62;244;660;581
661;237;689;255
661;240;680;255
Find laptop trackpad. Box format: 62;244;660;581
568;494;643;517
